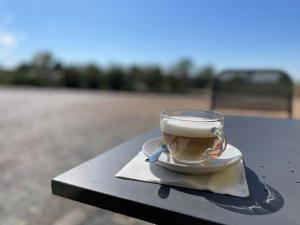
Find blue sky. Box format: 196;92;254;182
0;0;300;80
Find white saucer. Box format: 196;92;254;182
142;137;243;175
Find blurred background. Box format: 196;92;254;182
0;0;299;225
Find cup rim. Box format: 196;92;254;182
160;109;224;122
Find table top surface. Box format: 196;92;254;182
52;115;300;225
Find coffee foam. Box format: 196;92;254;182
161;116;222;137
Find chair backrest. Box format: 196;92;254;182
211;70;294;118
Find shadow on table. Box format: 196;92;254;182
157;167;284;215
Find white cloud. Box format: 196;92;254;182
0;31;19;66
0;32;17;48
0;15;26;67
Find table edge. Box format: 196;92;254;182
52;177;225;225
51;128;223;225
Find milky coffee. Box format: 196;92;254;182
160;116;222;161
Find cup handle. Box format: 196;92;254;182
204;127;227;159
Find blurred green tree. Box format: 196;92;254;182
171;58;193;91
83;64;103;89
143;66;163;92
193;66;215;88
32;52;55;68
106;65;125;90
0;51;219;94
17;63;32;72
126;66;146;91
174;59;192;75
63;66;84;88
27;51;62;86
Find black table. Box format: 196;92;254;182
52;116;300;225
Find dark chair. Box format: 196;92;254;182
211;70;294;118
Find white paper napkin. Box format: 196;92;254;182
115;151;249;198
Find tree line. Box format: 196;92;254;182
0;52;215;93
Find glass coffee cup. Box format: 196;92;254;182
160;110;227;164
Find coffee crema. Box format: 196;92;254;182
160;116;222;161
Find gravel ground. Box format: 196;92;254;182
0;88;298;225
